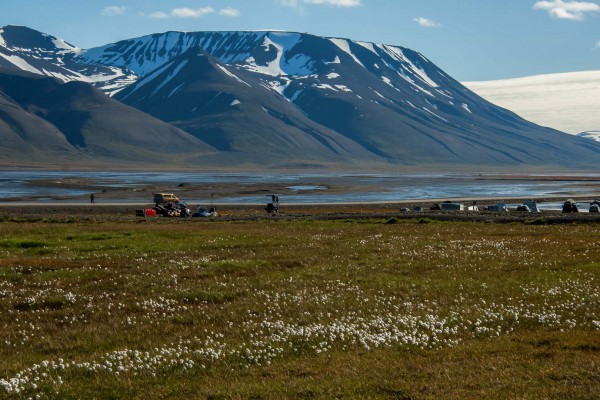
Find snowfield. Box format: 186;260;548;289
464;70;600;135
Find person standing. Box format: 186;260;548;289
90;193;95;203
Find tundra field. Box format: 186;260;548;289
1;213;600;399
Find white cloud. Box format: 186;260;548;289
219;7;241;17
171;7;215;18
304;0;362;6
596;40;600;48
278;0;361;8
533;0;600;20
146;11;170;19
414;17;441;28
145;7;238;19
101;6;126;16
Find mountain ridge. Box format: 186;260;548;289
1;25;599;169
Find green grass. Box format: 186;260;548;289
0;219;599;398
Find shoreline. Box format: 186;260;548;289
1;172;599;208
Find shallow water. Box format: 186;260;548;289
0;171;599;204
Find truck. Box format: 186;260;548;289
152;193;189;217
153;193;179;205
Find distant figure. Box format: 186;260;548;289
90;193;95;203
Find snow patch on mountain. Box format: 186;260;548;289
243;33;314;77
40;69;69;81
289;88;303;103
51;37;79;53
329;38;365;68
168;82;185;98
252;36;286;76
335;84;352;92
373;90;387;100
266;78;291;96
382;76;394;87
315;83;337;91
356;41;377;55
380;44;438;88
216;64;251;87
0;52;42;74
422;107;449;122
326;56;340;65
120;61;174;100
578;131;600;142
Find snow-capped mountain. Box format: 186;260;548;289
0;25;137;95
1;25;600;168
97;30;600;165
464;71;600;135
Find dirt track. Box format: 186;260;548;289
0;202;599;224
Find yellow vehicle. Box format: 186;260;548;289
153;193;179;205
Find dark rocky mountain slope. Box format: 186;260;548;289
0;69;215;165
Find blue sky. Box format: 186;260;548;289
2;0;599;81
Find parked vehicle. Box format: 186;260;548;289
153;193;179;205
152;193;189;217
562;199;579;213
523;200;540;213
192;207;217;217
440;202;464;211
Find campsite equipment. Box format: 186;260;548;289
192;207;217;217
486;203;507;212
562;200;578;213
523;200;540;213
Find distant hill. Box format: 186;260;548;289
0;69;216;165
1;25;600;169
464;71;600;135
